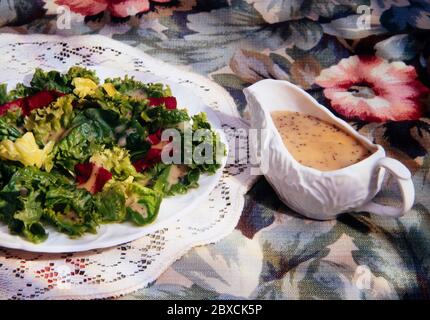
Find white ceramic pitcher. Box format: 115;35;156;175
244;79;415;220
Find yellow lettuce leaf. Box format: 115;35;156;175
0;132;55;171
102;82;118;97
72;77;98;98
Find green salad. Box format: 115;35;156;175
0;66;225;243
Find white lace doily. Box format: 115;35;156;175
0;34;255;299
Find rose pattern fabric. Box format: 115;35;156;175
0;0;430;300
55;0;173;18
315;55;429;122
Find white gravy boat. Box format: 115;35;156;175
244;79;415;220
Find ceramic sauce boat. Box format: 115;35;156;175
244;79;415;220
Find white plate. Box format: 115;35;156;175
0;66;227;253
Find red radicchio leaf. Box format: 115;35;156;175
146;148;162;161
132;159;147;173
147;97;177;110
146;129;162;145
0;90;65;116
133;148;162;172
74;162;112;194
74;163;95;184
26;91;64;114
0;99;25;116
93;166;113;194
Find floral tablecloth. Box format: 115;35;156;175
0;0;430;300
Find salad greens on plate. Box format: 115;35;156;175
0;67;225;243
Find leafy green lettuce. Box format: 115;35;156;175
143;106;190;131
189;112;225;174
0;84;9;104
0;107;23;141
93;91;148;119
125;183;162;226
0;167;70;242
168;169;201;195
95;177;162;226
44;185;97;237
0;161;20;189
66;66;99;84
24;94;76;145
114;119;149;159
29;66;100;93
30;68;71;93
90;146;137;181
105;76;172;98
55;108;119;173
11;191;47;243
0;167;98;241
94;181;127;223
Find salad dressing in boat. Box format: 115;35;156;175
271;111;371;171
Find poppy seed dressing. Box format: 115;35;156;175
271;111;371;171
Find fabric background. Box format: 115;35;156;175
0;0;430;299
